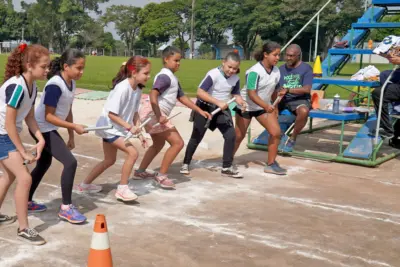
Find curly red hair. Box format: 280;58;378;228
3;44;49;84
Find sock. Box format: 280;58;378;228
118;184;129;190
61;204;70;210
80;183;90;188
136;168;146;173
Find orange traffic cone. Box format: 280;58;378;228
313;56;322;77
88;214;113;267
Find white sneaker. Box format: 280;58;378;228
180;164;190;175
115;185;138;202
73;183;103;194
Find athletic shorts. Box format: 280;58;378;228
103;135;120;143
233;106;266;119
278;99;311;114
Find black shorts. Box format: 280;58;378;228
234;106;266;119
278;99;311;114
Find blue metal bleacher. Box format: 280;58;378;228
352;22;400;28
372;0;400;6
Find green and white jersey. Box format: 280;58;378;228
238;62;280;112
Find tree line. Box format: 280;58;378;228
0;0;397;59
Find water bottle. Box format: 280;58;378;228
333;94;340;114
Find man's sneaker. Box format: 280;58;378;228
133;170;156;179
0;214;16;225
389;137;400;149
221;166;243;178
28;201;47;213
73;183;103;194
264;162;287;175
115;185;138;202
369;128;394;139
17;228;46;245
283;139;296;153
180;164;190;175
278;135;289;151
58;204;87;224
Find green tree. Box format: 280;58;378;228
139;3;172;56
232;0;281;59
102;5;141;51
194;0;235;58
76;17;104;50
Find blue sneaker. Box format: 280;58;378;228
58;204;87;224
283;139;296;153
264;162;287;175
28;201;47;213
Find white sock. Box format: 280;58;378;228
80;183;90;188
118;184;129;190
61;204;70;210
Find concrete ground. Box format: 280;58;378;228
0;96;400;267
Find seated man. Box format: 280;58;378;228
371;54;400;145
278;44;313;152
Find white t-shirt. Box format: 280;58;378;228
198;67;240;102
96;79;142;139
238;62;280;112
35;75;76;133
0;75;37;135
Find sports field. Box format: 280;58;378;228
0;54;392;97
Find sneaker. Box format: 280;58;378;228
154;174;175;189
58;204;87;224
133;170;156;179
264;162;287;175
282;139;296;153
28;201;47;213
115;185;138;202
180;164;190;175
221;166;243;178
389;137;400;149
17;228;46;245
278;135;289;151
369;128;394;139
0;214;16;225
73;183;103;194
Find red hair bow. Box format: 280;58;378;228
127;64;136;72
18;43;27;53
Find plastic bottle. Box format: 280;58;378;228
333;94;340;114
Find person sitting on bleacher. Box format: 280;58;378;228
371;54;400;145
277;44;313;152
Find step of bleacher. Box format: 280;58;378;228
352;22;400;28
328;48;374;55
313;77;380;87
372;0;400;6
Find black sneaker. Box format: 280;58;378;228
0;214;16;225
17;228;46;245
221;166;243;178
389;137;400;149
369;128;394;139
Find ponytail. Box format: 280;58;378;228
47;57;62;79
3;43;49;85
111;56;151;89
253;41;281;62
48;48;85;79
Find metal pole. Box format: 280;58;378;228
190;0;195;59
282;0;332;51
309;39;312;62
314;14;320;60
374;65;399;145
21;27;24;41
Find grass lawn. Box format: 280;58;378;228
0;54;392;98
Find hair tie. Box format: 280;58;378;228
18;43;27;53
127;64;136;72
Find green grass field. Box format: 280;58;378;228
0;54;392;98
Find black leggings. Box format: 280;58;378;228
184;105;236;168
372;83;400;135
29;130;77;205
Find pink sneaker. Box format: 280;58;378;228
73;183;102;194
133;170;156;180
154;174;175;189
115;185;138;202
